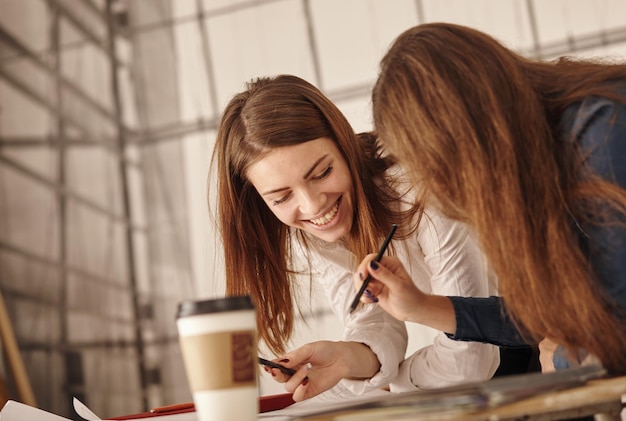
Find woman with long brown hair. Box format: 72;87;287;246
356;22;626;373
212;74;502;402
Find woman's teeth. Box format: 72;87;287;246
310;201;339;226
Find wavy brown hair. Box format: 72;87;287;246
373;22;626;373
211;75;418;355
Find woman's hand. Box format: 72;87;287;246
538;338;601;372
262;340;380;402
354;255;457;334
354;255;426;322
538;338;558;373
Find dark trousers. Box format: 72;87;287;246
493;345;541;377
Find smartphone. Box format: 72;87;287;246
258;357;297;376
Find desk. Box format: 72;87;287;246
94;372;626;421
297;375;626;421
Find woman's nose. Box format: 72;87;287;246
297;190;325;215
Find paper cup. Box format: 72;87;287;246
176;296;258;421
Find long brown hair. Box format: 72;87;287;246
211;75;418;355
373;22;626;373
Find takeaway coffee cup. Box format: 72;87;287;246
176;296;258;421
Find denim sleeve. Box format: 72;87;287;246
446;296;531;347
574;93;626;317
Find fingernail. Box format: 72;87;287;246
279;358;290;363
370;261;379;270
359;272;363;280
364;289;379;303
301;363;312;386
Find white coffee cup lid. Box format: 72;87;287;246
176;295;254;318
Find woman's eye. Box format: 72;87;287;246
313;165;333;180
272;194;291;206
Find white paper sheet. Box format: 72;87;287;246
258;387;392;419
0;400;72;421
73;398;102;421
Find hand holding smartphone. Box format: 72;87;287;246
258;357;296;376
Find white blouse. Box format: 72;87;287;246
290;205;500;395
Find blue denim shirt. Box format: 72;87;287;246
447;84;626;366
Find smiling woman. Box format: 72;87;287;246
210;74;506;402
246;137;353;243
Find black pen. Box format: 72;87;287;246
258;357;297;376
349;224;398;313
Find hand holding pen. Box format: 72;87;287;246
349;224;398;312
353;245;441;326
